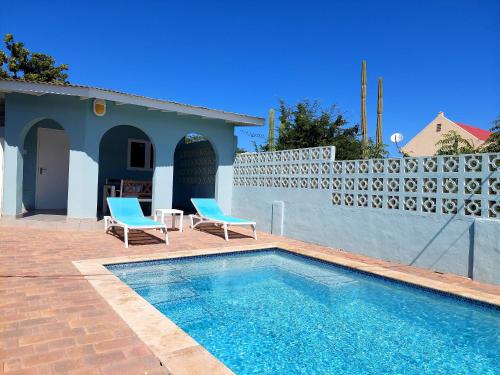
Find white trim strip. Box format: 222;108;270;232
0;80;264;126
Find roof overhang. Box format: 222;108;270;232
0;79;265;126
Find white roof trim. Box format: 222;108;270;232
0;79;265;126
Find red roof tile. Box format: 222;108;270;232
454;122;492;141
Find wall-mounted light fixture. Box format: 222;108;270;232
93;99;106;117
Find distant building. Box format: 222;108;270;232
402;112;492;156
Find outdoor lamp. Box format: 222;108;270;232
93;99;106;117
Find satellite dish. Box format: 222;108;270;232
390;133;404;143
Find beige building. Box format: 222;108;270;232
402;112;492;156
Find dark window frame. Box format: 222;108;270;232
127;138;154;171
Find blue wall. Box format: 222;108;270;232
232;183;500;286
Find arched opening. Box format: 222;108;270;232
22;119;70;214
172;133;217;213
98;125;154;216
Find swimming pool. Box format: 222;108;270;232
107;249;500;374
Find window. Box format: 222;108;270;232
149;143;154;169
436;123;442;132
127;139;153;170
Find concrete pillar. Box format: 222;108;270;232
1;141;23;217
64;112;99;220
215;164;233;214
2;96;25;218
472;218;500;285
67;149;99;220
152;138;174;212
212;130;235;215
152;165;174;211
272;200;285;235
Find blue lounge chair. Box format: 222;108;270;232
105;197;168;248
190;198;256;241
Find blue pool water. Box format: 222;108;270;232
108;249;500;375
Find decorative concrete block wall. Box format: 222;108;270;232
175;141;217;186
234;146;335;190
172;140;216;212
232;148;500;285
235;151;499;219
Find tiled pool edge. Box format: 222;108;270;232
72;243;279;375
279;245;500;308
72;242;500;375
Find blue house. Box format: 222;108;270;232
0;79;264;221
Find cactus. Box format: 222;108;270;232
376;77;383;146
361;60;368;157
268;108;275;151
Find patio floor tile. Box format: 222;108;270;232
0;224;498;374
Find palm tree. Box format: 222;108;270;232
435;130;476;155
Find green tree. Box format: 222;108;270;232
184;134;206;143
364;139;389;159
0;34;68;83
0;47;9;79
251;140;269;152
480;117;500;152
275;99;368;160
435;130;477;155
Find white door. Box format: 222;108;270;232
35;128;70;209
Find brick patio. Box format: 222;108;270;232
1;224;499;375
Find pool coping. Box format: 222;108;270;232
72;243;500;375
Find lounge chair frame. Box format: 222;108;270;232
105;199;168;248
189;199;257;241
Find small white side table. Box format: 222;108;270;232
154;209;184;232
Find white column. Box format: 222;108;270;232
215;164;233;214
151;137;175;212
1;142;23;217
152;165;174;211
67;150;99;219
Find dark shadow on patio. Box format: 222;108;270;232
191;223;255;240
107;227;166;246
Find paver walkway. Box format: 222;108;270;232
1;224;499;374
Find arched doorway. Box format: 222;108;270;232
22;119;70;213
98;125;154;216
172;133;217;213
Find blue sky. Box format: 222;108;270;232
1;0;499;155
